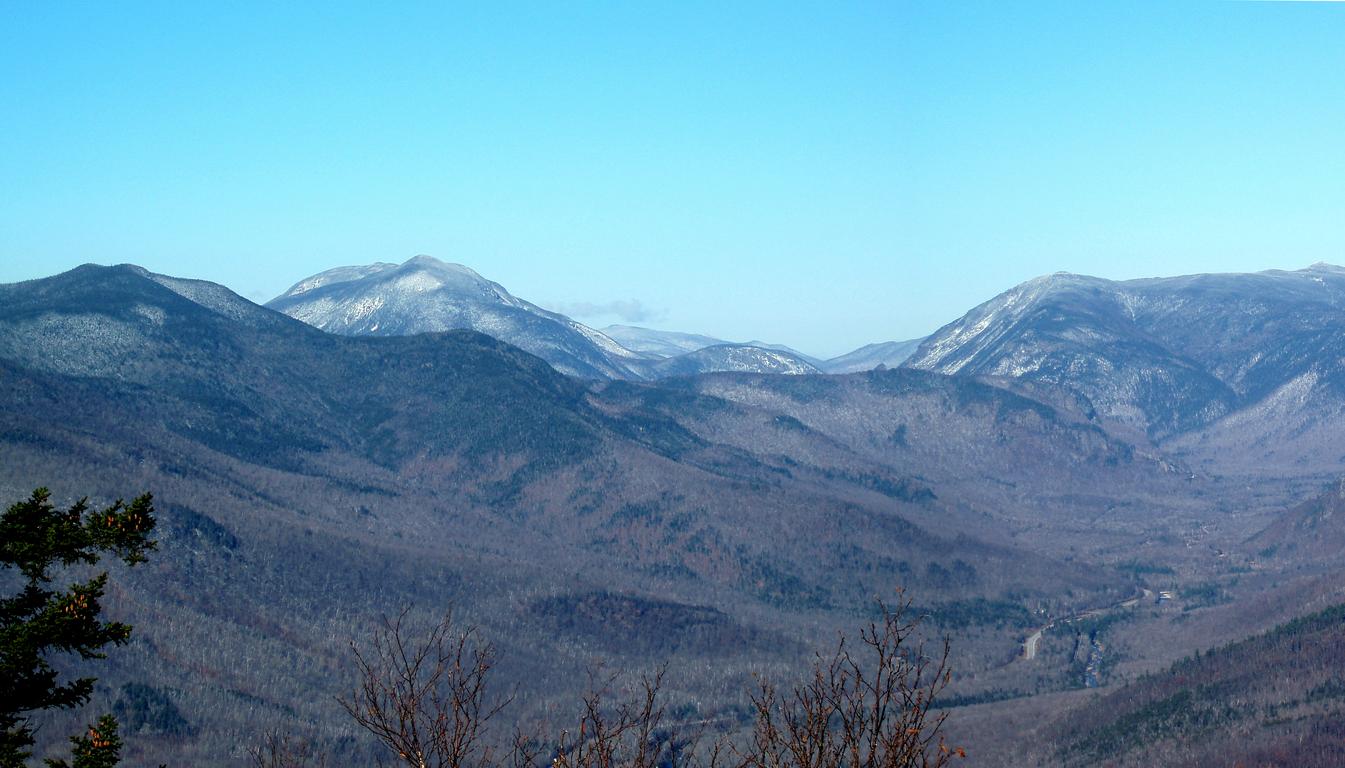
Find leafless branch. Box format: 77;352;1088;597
339;608;511;768
735;591;964;768
248;729;328;768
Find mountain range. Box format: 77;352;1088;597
266;256;918;378
6;260;1345;765
907;264;1345;450
269;256;1345;476
265;256;648;379
1;261;1161;764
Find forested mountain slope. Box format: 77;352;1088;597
0;264;1162;764
906;265;1345;455
1043;603;1345;767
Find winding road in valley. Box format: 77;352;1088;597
1020;589;1152;662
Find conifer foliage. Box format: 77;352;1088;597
0;488;156;767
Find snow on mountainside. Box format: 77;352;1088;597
605;325;823;368
140;268;288;329
905;264;1345;440
650;344;821;377
742;341;824;367
271;257;830;380
907;272;1110;376
268;256;646;379
822;338;925;374
601;324;727;357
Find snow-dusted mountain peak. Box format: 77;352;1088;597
281;262;398;297
274;256;525;308
267;256;639;379
649;344;821;377
1304;262;1345;275
269;257;838;381
905;264;1345;437
397;255;498;289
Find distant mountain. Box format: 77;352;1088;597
653;366;1181;532
268;258;832;379
905;265;1345;440
741;341;824;367
601;324;727;357
13;261;1345;765
267;255;646;379
822;338;925;374
603;324;825;375
0;263;603;471
649;343;821;377
2;263;1146;764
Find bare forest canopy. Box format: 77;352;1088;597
5;263;1345;766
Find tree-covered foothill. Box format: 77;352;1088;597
0;488;156;768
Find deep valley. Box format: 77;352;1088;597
5;261;1345;766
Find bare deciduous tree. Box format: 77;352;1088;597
737;593;964;768
248;730;328;768
339;609;510;768
334;593;960;768
548;665;714;768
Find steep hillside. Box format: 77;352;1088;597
0;263;602;471
1246;479;1345;565
1041;603;1345;767
905;265;1345;445
648;367;1192;543
0;264;1144;764
266;255;648;379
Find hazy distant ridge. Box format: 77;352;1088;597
269;256;909;378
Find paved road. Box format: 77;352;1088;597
1019;588;1151;661
1023;627;1045;660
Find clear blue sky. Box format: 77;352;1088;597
3;1;1343;357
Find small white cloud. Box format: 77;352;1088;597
543;298;667;324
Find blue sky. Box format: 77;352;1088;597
3;1;1343;357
